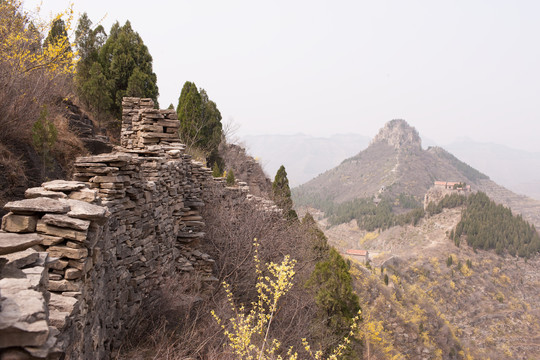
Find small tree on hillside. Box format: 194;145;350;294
32;106;57;178
226;169;235;186
305;248;362;358
273;165;297;220
176;81;223;166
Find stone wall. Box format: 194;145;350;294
0;98;270;359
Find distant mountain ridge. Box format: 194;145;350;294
241;133;370;186
443;140;540;200
241;126;540;201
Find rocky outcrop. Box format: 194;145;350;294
219;142;272;198
370;119;422;151
0;98;277;359
64;100;112;155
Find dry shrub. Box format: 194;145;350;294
0;1;82;194
51;113;88;176
115;271;230;360
116;186;324;359
0;143;26;207
192;187;322;357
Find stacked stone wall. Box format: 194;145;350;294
0;98;271;359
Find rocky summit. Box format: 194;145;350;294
370;119;422;151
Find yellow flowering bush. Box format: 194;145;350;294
212;239;360;360
0;0;76;76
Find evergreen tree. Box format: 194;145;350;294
74;16;157;124
99;21;159;117
302;213;330;260
305;248;361;357
176;81;223;166
226;169;235;186
272;165;293;212
177;81;202;147
452;191;540;258
75;13;109;118
212;162;221;178
32;106;57;178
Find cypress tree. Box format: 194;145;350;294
226;170;235;186
212;162;221;178
99;20;159;118
272;165;293;212
176;82;223;167
305;248;361;357
74;16;158;123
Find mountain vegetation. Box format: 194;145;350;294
453;192;540;258
75;14;159;130
272;165;297;219
0;1;87;209
176;81;223;167
2;3;540;360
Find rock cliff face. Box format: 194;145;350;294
0;98;277;359
370;119;422;151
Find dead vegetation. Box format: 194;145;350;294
115;186;350;359
330;208;540;359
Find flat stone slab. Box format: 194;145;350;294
36;221;87;242
76;153;132;164
41;214;90;231
62;200;108;222
48;279;81;292
0;248;39;268
90;175;130;183
0;286;49;348
4;198;70;215
49;293;78;313
68;188;98;203
0;233;42;256
24;326;59;358
0;319;49;348
42;180;87;192
25;187;68;199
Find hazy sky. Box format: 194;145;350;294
26;0;540;152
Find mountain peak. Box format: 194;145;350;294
370;119;422;150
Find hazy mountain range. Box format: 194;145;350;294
241;133;540;200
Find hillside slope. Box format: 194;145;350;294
322;208;540;359
294;120;488;206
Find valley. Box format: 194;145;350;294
300;206;540;359
293;119;540;359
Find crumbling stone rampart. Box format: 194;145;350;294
0;98;272;359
